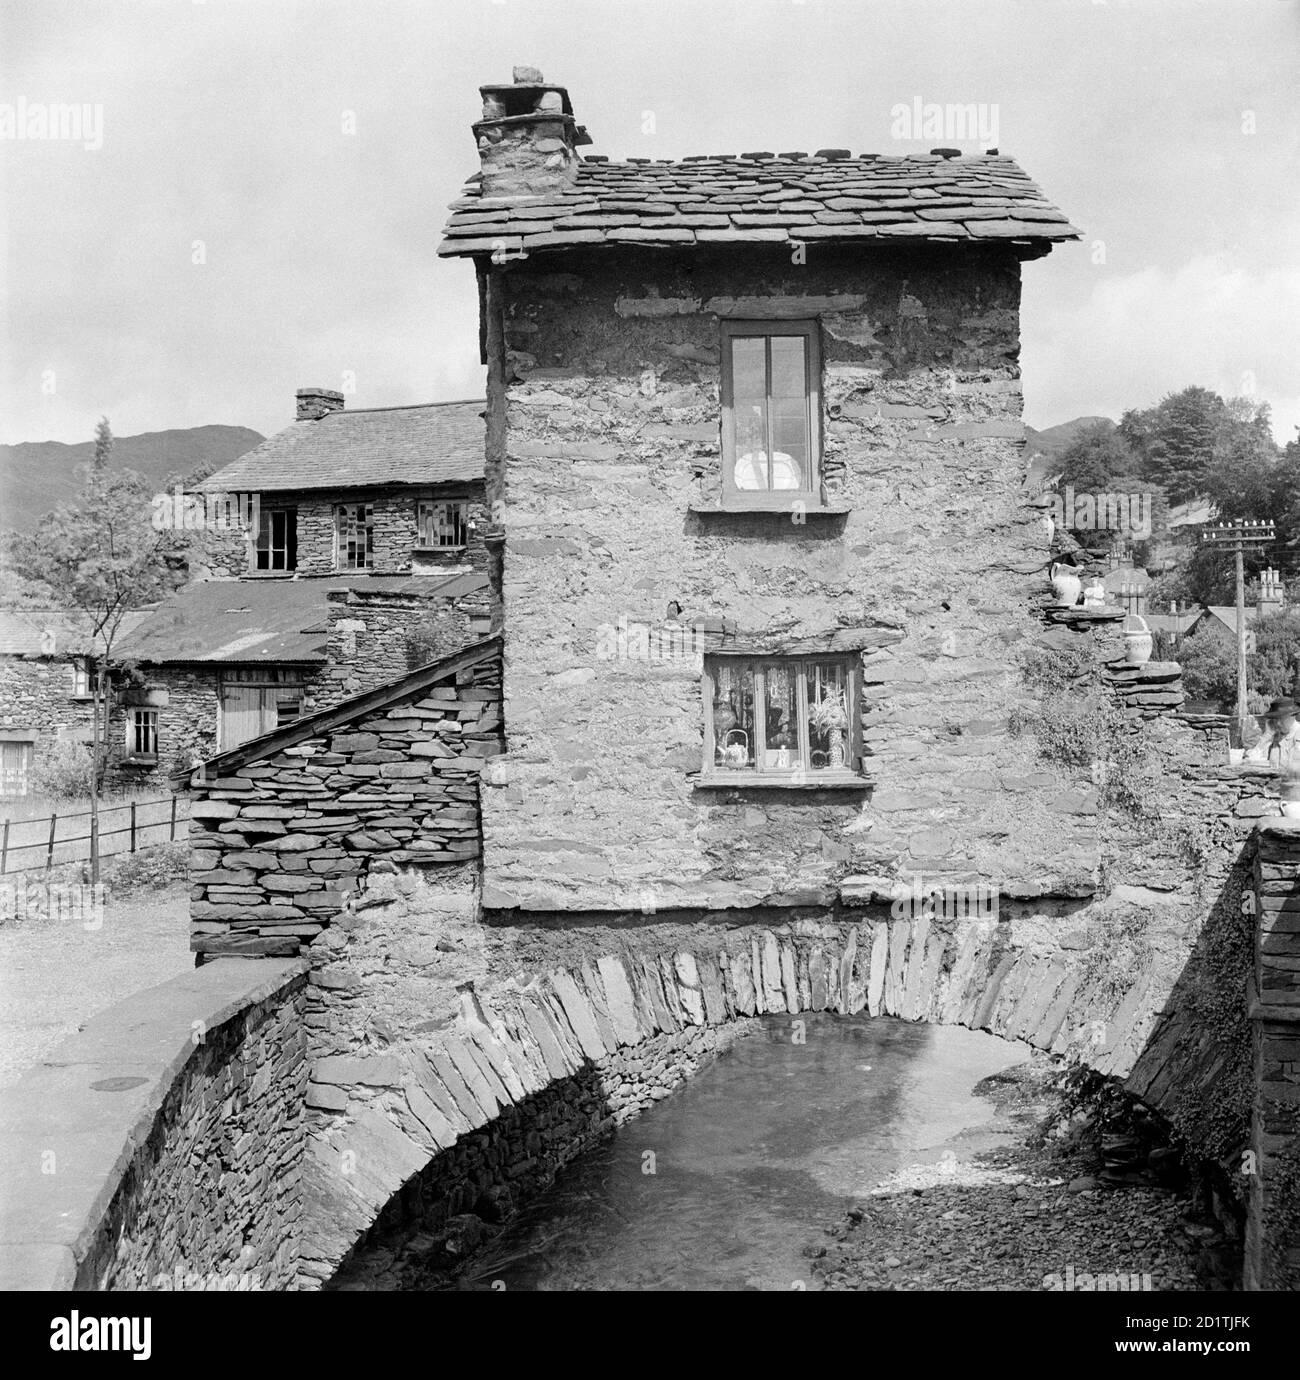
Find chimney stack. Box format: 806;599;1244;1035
473;66;591;198
296;388;345;421
1259;567;1285;619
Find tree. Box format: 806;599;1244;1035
1056;421;1136;492
1178;630;1238;705
92;416;114;472
1121;386;1226;505
10;446;187;879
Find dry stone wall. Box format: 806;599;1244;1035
187;652;502;960
1244;821;1300;1290
0;958;308;1291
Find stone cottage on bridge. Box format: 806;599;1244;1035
438;66;1085;916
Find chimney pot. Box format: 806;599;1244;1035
296;388;345;421
472;69;589;197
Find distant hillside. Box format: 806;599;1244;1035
1024;416;1116;460
0;424;264;532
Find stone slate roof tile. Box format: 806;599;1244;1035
199;400;486;494
438;153;1079;256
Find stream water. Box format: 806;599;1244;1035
449;1013;1029;1291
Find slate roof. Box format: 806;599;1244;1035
0;610;148;657
198;401;486;494
113;573;488;666
438;154;1079;257
1195;606;1260;639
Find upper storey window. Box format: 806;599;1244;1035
253;507;297;572
721;321;821;507
335;503;374;570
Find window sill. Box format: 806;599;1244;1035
69;693;95;702
690;769;870;791
690;498;850;517
246;570;299;578
413;546;467;555
124;756;159;767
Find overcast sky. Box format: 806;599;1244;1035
3;0;1298;449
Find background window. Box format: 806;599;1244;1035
70;658;92;697
705;656;856;775
336;503;373;569
418;500;468;549
722;321;819;499
129;709;158;759
254;507;297;571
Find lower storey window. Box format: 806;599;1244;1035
129;709;159;760
0;741;33;796
705;656;858;776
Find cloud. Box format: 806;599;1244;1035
1025;255;1300;445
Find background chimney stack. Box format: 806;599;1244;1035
296;388;345;421
1258;566;1285;619
473;66;591;198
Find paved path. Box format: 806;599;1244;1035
0;886;193;1088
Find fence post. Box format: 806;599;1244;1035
130;801;137;854
170;795;177;842
1;819;8;875
46;812;57;872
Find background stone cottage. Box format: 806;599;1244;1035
106;395;498;784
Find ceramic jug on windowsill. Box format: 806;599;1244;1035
1050;562;1082;608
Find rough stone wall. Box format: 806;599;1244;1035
76;966;310;1290
320;585;498;705
187;654;503;959
0;655;95;773
0;958;310;1291
105;666;223;787
105;664;328;789
481;243;1080;913
293;488;490;577
1244;821;1300;1290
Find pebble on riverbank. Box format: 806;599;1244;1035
811;1058;1218;1293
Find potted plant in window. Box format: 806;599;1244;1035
808;685;850;769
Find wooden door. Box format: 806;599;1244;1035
219;686;265;750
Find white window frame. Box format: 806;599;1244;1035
128;708;159;760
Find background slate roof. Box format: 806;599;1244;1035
198;400;486;494
439;153;1079;256
0;610;148;657
113;573;487;665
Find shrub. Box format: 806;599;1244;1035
106;842;188;894
28;741;95;801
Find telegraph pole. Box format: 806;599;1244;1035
1200;519;1276;744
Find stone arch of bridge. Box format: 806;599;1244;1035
301;911;1140;1287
